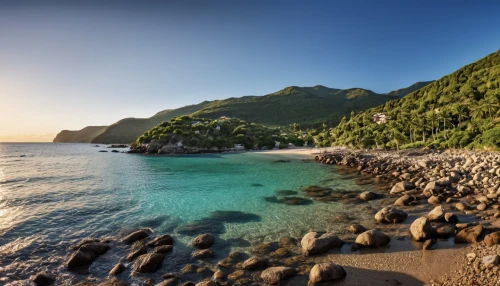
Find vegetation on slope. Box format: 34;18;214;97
53;126;107;143
135;115;309;150
316;50;500;150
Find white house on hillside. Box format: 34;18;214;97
372;113;390;124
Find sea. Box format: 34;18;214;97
0;143;380;285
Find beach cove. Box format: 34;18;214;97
0;144;482;285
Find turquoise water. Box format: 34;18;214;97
0;143;375;284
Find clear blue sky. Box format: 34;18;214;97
1;0;499;141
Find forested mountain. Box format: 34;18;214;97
316;50;500;150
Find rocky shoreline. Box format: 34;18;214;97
29;148;500;286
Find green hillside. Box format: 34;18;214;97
89;85;407;144
318;50;500;150
133;115;305;152
386;81;434;97
53;126;107;143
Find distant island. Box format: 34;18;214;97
53;82;432;144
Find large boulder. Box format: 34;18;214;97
374;207;408;223
242;256;268;270
126;246;147;262
260;267;297;284
355;229;390;248
301;232;343;256
122;230;150;244
410;217;433;241
66;243;109;269
309;263;346;283
33;272;56;286
390;181;415;194
455;225;483;244
484;232;500;247
428;206;445;222
132;253;164;273
191;234;215;249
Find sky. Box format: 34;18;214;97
1;0;500;142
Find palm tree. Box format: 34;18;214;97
470;103;488;121
455;105;469;126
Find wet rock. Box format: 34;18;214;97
359;191;377;200
410;217;433;241
301;232;343;256
436;225;456;238
180;264;198;275
109;263;126;276
309;263;346;283
194;281;216;286
428;196;441;205
191;249;213;259
98;278;130;286
455;225;483;244
155;245;173;254
355;229;390;248
208;210;261;223
191;234;215;249
394;195;416;206
301;186;332;197
270;247;289;258
390;181;415;194
423;239;435;250
445;213;458;223
251;242;279;256
348;224;367;234
242;256;268;270
275;190;298;196
213;270;225;280
67;243;109;269
484;232;500;247
374;207;408;223
278;236;299;248
132;253;164;273
127;246;147;262
147;234;173;247
428;206;445;222
122;230;150;244
33;272;55;286
261;267;297;284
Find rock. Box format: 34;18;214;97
428;206;445;222
374;207;408;223
261;267;297;284
394;195;416;206
195;281;216;286
425;182;443;193
410;217;433;241
355;229;390;248
98;278;130;286
427;196;441;205
455;202;467;211
309;263;346;283
467;252;476;262
33;272;55;286
180;264;198;275
213;270;225;280
301;232;343;256
132;253;164;273
242;256;268;270
482;255;500;268
359;191;377;200
122;230;150;244
127;246;147;262
477;203;487;211
191;249;213;259
455;225;483;244
348;224;367;234
191;234;215;249
147;234;173;247
484;232;500;247
155;279;178;286
154;245;173;254
445;213;458;223
109;263;126;276
423;239;435;250
390;181;415;194
67;243;109;269
436;225;456;238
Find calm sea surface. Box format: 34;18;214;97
0;143;376;285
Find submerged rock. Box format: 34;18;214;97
122;230;150;244
275;190;298;196
301;232;343;256
109;263;126;276
242;256;269;270
374;207;408;223
67;242;109;270
33;272;56;286
147;234;173;247
191;234;215;249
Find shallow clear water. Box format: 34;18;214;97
0;143;376;284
